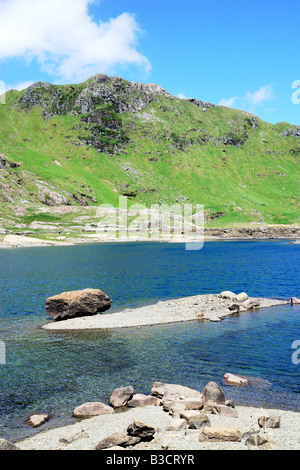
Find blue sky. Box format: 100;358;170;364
0;0;299;124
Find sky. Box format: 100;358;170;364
0;0;299;124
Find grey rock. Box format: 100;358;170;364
188;414;211;429
258;415;281;429
203;381;226;405
59;428;89;445
245;433;269;446
0;438;20;450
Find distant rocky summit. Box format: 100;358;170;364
45;288;112;321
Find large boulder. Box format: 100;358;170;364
46;288;112;321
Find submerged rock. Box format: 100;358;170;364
224;373;250;386
46;288;112;321
27;414;51;428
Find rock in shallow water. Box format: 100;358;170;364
45;288;112;321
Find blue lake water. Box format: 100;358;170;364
0;240;299;441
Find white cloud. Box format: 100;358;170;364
8;80;34;91
244;85;274;107
0;0;151;82
218;85;275;112
218;96;238;108
176;92;188;99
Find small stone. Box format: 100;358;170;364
127;421;156;440
220;291;236;300
200;425;242;442
72;402;114;418
241;300;260;309
151;382;166;398
27;414;51;428
166;419;187;431
245;433;269;446
180;410;204;422
169;402;187;418
224;373;249;386
188;414;210;429
211;404;238;418
234;292;248;303
182;397;204;410
258;415;281;429
128;394;159;408
93;432;140;450
59;428;89;445
0;439;20;450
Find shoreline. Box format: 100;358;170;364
42;294;290;331
15;384;300;450
0;230;299;249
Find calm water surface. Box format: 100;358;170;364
0;240;299;441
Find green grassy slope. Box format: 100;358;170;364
0;74;299;233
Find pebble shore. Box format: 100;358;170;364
42;294;289;330
17;403;300;451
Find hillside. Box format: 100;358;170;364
0;73;299;240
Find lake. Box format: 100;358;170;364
0;240;299;441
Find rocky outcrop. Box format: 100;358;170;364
46;288;112;321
